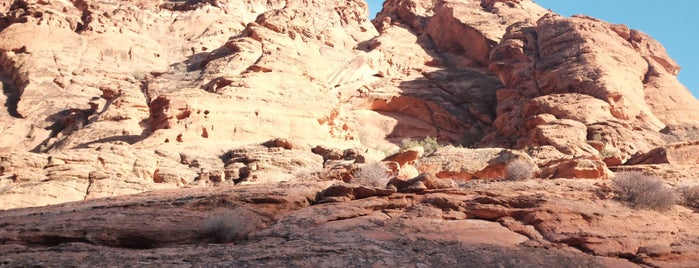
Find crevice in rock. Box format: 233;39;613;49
14;233;158;249
84;173;95;200
0;62;21;118
112;234;157;249
0;1;29;31
528;29;543;95
30;107;97;152
159;0;221;12
28;235;92;247
71;0;92;33
555;237;595;255
641;57;654;85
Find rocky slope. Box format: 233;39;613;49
1;0;699;266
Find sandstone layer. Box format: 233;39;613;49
6;179;696;267
2;0;699;266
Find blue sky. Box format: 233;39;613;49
365;0;699;98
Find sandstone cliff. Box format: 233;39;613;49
2;0;699;266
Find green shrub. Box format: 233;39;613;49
401;136;440;155
612;172;676;211
599;146;618;158
591;133;603;141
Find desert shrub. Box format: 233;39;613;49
612;172;676;211
504;159;534;180
591;133;603;141
204;208;259;243
352;162;392;187
677;185;699;208
401;136;440;155
132;71;147;80
598;146;619;158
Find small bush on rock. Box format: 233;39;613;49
505;159;534;180
612;172;676;211
677;185;699;209
353;162;392;188
401;136;440;155
204;208;259;243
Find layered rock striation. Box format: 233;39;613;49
2;0;699;266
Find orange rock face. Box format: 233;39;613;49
488;13;699;172
2;0;699;265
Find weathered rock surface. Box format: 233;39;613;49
416;146;537;180
488;13;699;162
1;0;698;205
5;179;689;267
627;141;699;166
1;0;699;266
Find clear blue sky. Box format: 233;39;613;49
365;0;699;98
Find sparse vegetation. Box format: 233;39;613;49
132;71;148;81
352;162;392;188
504;159;535;180
612;172;676;211
204;208;259;243
677;185;699;209
598;146;619;158
401;136;440;155
172;62;188;73
591;133;603;141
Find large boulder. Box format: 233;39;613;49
627;141;699;166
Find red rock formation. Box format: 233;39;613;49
3;179;697;267
627;141;699;166
488;13;699;172
2;0;699;265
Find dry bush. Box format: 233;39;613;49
204;208;260;243
352;162;392;188
612;171;676;211
677;185;699;208
504;159;534;180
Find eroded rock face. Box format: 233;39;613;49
1;0;699;265
416;146;536;180
627;141;699;166
488;13;699;170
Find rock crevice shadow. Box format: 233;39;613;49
0;68;21;118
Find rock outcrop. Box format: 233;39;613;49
488;13;699;165
3;179;698;267
2;0;699;265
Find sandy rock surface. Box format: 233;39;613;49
4;179;684;267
